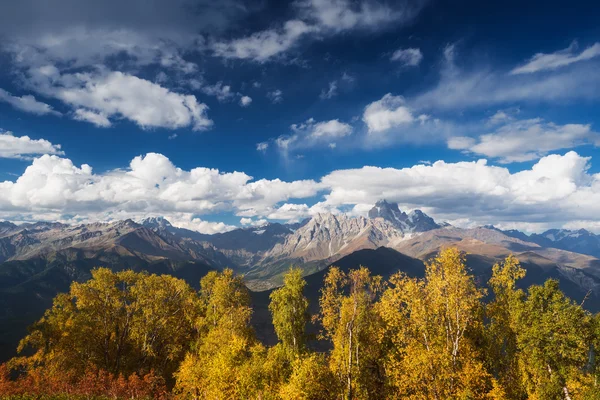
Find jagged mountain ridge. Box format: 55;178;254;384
5;201;600;362
368;199;440;232
4;202;600;288
492;226;600;260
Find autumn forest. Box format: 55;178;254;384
1;248;599;399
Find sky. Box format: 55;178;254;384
0;0;600;234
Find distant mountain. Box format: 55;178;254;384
368;200;440;233
140;216;211;242
394;225;600;303
530;229;600;259
4;205;600;362
492;226;600;260
243;212;407;290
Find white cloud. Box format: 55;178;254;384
413;54;600;111
321;151;600;228
390;47;423;66
267;203;311;221
30;70;213;131
213;20;315;62
240;217;268;227
239;95;253;107
0;152;324;225
320;81;338;99
341;72;355;83
267;89;283;103
7;150;600;231
213;0;427;62
201;81;234;102
298;0;422;33
448;118;599;163
0;131;64;159
169;215;236;234
274;118;353;154
0;88;60;116
256;142;269;152
511;41;600;75
363;93;415;133
3;26;203;74
488;110;513;125
73;109;111;128
292;118;353;139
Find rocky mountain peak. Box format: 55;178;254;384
368;200;409;224
368;200;439;233
140;216;173;229
407;209;440;232
0;221;18;236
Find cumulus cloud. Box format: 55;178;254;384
27;69;213;130
0;131;64;159
273;118;353;154
292;118;352;139
169;214;237;234
390;47;423;66
239;96;253;107
448;118;600;163
266;203;311;221
0;88;60;116
511;41;600;75
321;151;600;228
6;150;600;231
0;152;324;226
240;217;268;227
363;93;416;133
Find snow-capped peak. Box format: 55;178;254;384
139;216;173;229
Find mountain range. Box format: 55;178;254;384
3;200;600;360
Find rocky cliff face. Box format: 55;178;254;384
264;212;405;264
368;200;440;233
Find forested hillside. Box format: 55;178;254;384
1;248;599;399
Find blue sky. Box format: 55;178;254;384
1;0;600;233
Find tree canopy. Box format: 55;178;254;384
2;248;600;399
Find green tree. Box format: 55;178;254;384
269;268;310;356
485;254;527;399
515;279;593;399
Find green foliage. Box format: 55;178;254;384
515;279;593;399
485;254;528;399
269;268;309;356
